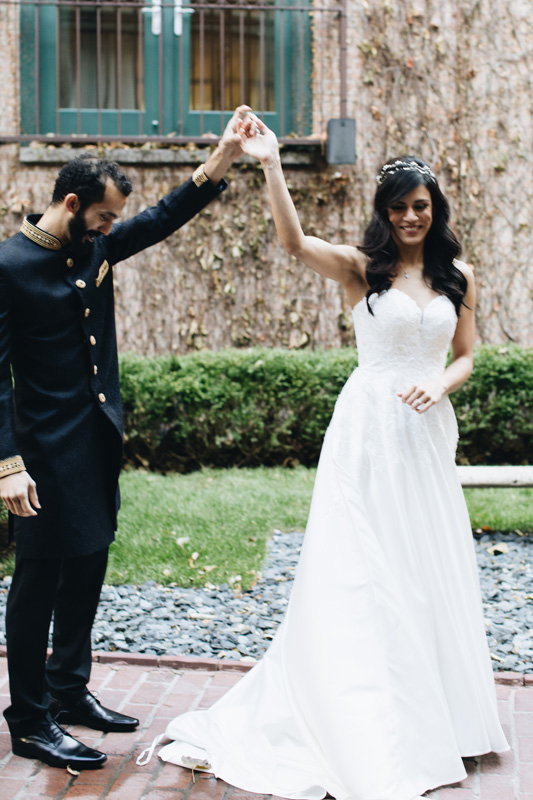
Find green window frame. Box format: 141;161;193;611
20;0;312;139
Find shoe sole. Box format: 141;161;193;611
12;740;107;770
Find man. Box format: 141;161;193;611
0;106;248;770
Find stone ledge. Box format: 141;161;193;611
17;144;322;167
457;465;533;488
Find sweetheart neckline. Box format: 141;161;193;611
388;287;449;314
352;288;452;315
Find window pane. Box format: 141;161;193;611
190;2;275;112
59;2;144;110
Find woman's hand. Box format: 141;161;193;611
397;379;449;414
238;114;280;167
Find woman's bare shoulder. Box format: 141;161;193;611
453;259;474;281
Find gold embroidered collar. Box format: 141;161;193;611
21;216;62;251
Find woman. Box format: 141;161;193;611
146;118;508;800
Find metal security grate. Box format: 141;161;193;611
0;0;347;144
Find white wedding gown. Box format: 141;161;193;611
157;286;509;800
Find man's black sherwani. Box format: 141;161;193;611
1;173;226;736
0;176;225;559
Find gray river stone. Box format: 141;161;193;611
0;531;532;670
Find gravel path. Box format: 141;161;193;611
0;531;532;671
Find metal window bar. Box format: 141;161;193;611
198;6;204;134
137;3;143;134
178;0;184;134
279;0;284;136
96;1;102;134
75;3;81;133
5;0;344;145
159;1;164;133
259;9;264;118
298;6;304;133
218;8;224;132
34;1;40;133
116;4;122;135
239;9;244;106
55;5;60;133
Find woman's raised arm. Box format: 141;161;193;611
239;115;366;302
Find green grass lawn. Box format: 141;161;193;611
466;487;533;533
1;468;531;588
110;467;316;590
111;469;533;589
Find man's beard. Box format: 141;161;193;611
68;209;101;257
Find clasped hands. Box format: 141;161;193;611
218;107;279;166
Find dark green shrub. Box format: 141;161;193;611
454;345;532;465
120;348;357;470
120;345;532;470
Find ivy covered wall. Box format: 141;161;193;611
0;0;531;353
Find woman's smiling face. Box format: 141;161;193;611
387;184;433;248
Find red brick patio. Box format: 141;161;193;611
0;654;530;800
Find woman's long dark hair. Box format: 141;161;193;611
358;156;467;316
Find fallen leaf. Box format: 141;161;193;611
487;543;509;556
176;537;190;548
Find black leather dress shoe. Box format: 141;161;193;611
11;718;107;769
50;689;139;733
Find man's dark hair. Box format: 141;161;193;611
51;154;133;210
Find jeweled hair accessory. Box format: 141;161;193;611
376;160;436;187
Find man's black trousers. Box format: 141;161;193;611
3;547;108;736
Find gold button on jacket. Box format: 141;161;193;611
66;258;74;268
98;393;106;403
84;308;91;318
89;335;96;346
75;279;86;289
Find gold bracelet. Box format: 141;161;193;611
0;455;26;478
192;163;210;188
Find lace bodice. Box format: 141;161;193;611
352;288;458;383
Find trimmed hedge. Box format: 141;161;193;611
452;345;532;465
120;348;357;471
119;345;533;471
0;345;530;534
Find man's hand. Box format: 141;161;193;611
202;105;251;184
0;471;40;517
217;104;251;161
